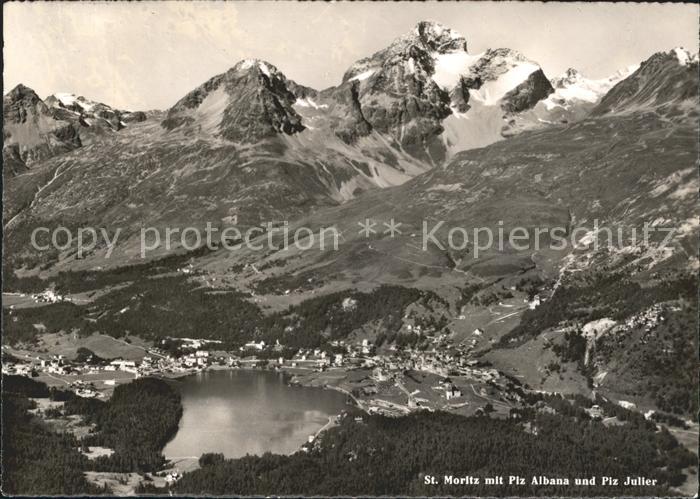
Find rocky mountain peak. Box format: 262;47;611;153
162;59;305;142
3;84;83;173
333;23;457;162
592;48;699;117
468;48;532;76
45;93;95;111
342;21;468;83
5;84;42;105
670;47;699;66
44;93;146;130
3;84;48;125
333;23;556;162
443;48;553;112
231;59;279;77
552;68;583;88
413;21;468;53
3;86;147;175
635;48;699;73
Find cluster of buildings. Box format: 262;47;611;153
435;378;463;400
71;380;100;398
623;304;669;333
2;354;77;376
2;361;32;376
33;290;71;304
178;351;211;369
4;327;511;413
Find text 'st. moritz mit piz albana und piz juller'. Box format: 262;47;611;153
425;474;659;487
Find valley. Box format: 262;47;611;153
2;15;698;498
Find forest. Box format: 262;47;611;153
2;376;102;495
4;266;434;351
2;242;215;294
63;377;183;472
157;405;695;497
1;374;182;494
498;269;697;416
3;374;695;497
500;271;695;346
594;302;699;415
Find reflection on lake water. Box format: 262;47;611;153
163;369;348;459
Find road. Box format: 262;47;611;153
43;372;72;385
314;415;336;438
486;305;527;325
325;384;365;411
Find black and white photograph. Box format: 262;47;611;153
2;1;699;496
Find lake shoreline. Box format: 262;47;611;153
157;363;365;411
161;368;351;465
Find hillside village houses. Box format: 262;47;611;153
618;400;637;410
179;337;223;350
445;384;462;400
528;295;541;310
5;333;502;381
33;289;71;304
587;404;604;420
3;324;512;411
106;359;138;373
242;340;266;351
624;304;667;332
2;362;32;376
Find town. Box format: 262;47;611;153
3;330;518;418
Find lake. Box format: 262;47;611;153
163;369;349;459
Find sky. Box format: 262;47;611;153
4;1;698;111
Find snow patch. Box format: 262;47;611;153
349;69;376;82
677;217;700;236
53;92;78;106
669;182;699;200
427;183;463;192
258;61;272;77
237;59;273;76
541;65;639;111
406;58;416;74
440;101;507;155
51;93;97;112
431;51;482;90
194;86;229;133
469;62;540;106
238;59;256;70
672;47;693;66
294;97;328;109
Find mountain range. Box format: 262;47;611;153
5;23;695;230
3;21;698;414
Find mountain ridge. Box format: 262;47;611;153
3;84;147;177
3;22;698;277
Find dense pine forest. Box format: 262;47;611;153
2;376;102;495
1;375;181;494
160;408;694;497
4;264;437;351
65;377;183;472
